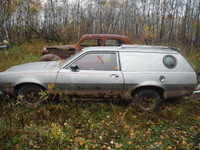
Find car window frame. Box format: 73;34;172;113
163;55;177;69
80;39;103;47
64;51;120;71
105;38;125;46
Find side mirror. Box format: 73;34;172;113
70;64;79;71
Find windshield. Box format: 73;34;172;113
59;51;82;68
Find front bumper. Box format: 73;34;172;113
193;83;200;94
193;90;200;94
0;83;14;95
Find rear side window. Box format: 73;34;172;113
163;55;177;69
105;39;124;46
80;39;102;47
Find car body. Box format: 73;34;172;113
39;34;133;61
0;45;198;111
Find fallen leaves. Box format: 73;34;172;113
182;141;187;145
1;97;200;149
168;146;173;149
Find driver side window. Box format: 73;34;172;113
72;53;118;71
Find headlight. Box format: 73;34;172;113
42;47;49;55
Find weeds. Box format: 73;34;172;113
0;96;199;149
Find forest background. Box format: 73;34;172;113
0;0;200;49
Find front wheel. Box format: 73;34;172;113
134;89;162;112
17;84;45;108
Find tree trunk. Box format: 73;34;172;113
2;1;9;40
0;0;3;41
195;0;200;45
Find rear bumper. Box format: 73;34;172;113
164;90;193;98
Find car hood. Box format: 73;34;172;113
6;61;60;72
46;44;76;51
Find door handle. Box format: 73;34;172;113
109;74;119;78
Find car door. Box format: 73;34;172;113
56;52;124;98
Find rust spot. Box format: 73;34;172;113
95;87;101;90
39;34;133;60
55;89;123;99
164;90;193;98
38;54;62;61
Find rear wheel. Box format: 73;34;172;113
134;89;162;112
17;84;45;108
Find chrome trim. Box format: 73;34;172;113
193;90;200;94
197;83;200;89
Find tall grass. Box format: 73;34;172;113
0;40;58;72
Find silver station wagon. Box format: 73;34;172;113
0;45;198;111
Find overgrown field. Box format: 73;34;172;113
0;40;200;149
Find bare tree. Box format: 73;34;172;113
0;0;199;49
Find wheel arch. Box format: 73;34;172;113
14;83;46;94
132;86;165;99
38;54;61;61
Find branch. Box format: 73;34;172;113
19;16;53;40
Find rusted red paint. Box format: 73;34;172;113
75;34;133;52
164;90;192;98
39;34;133;61
51;89;123;99
38;54;62;61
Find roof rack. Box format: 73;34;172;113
170;47;181;53
119;44;168;49
119;44;181;53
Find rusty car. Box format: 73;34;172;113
0;45;199;111
39;34;133;61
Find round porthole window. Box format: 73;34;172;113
163;55;177;69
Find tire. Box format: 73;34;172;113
17;84;44;108
134;88;162;112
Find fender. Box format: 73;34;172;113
38;54;61;61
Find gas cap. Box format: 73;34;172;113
160;76;165;82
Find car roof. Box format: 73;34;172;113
80;34;133;44
81;34;130;39
81;45;180;54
